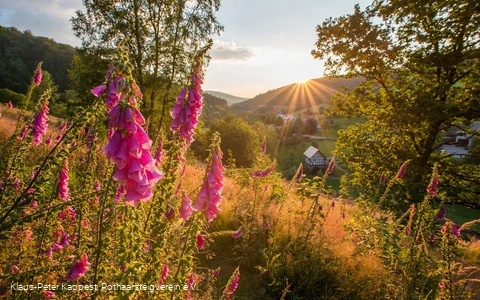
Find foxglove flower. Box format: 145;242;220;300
19;124;29;139
195;145;224;221
45;134;52;146
45;291;55;298
395;160;410;180
379;174;386;185
32;99;49;145
295;163;303;182
436;204;446;220
34;63;42;86
232;228;242;239
59;159;70;201
427;166;439;197
196;233;205;249
159;264;169;285
170;57;205;145
326;157;335;175
59;121;67;132
7;101;12;109
226;273;240;300
253;159;277;177
179;192;194;221
99;61;163;207
11;266;19;273
66;252;90;282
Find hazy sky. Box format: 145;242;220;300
0;0;370;98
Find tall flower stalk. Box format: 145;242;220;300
96;56;163;207
194;133;224;222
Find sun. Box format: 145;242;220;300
297;79;310;85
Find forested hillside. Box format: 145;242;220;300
0;26;76;94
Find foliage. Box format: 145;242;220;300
71;0;223;135
0;26;76;94
206;114;261;167
312;0;480;209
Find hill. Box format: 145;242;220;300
203;93;229;107
232;77;362;112
0;26;77;94
203;90;249;106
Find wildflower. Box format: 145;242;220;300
101;61;163;207
7;101;12;109
438;281;444;288
45;134;52;146
30;201;38;208
395;160;410;180
264;221;271;229
59;121;67;132
436;204;447;220
427;166;439;197
82;220;89;228
159;264;169;285
165;207;175;220
261;136;267;153
195;144;224;221
197;233;205;249
326;157;335;175
232;228;243;239
379;173;386;185
66;252;90;282
452;223;460;237
34;63;42;86
94;181;101;191
212;268;221;277
55;134;62;142
252;159;277;177
19;123;29;139
120;265;127;273
11;265;19;273
179;192;194;221
59;159;70;201
296;164;303;182
227;273;240;300
32;99;49;145
13;178;21;190
170;56;205;145
45;291;55;298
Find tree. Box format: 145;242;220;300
312;0;480;208
320;118;331;138
209;114;260;167
304;118;318;137
71;0;223;133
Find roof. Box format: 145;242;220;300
303;146;319;158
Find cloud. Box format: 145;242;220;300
0;0;83;46
210;40;255;61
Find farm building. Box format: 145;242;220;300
303;146;327;173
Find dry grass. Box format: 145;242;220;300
0;107;64;140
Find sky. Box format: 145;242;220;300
0;0;370;98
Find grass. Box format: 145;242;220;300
446;204;480;232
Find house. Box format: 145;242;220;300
276;113;296;122
303;146;327;173
440;122;480;158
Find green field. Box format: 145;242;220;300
446;204;480;232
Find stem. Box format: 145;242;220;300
170;214;197;300
92;166;115;287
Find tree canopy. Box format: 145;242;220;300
312;0;480;208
